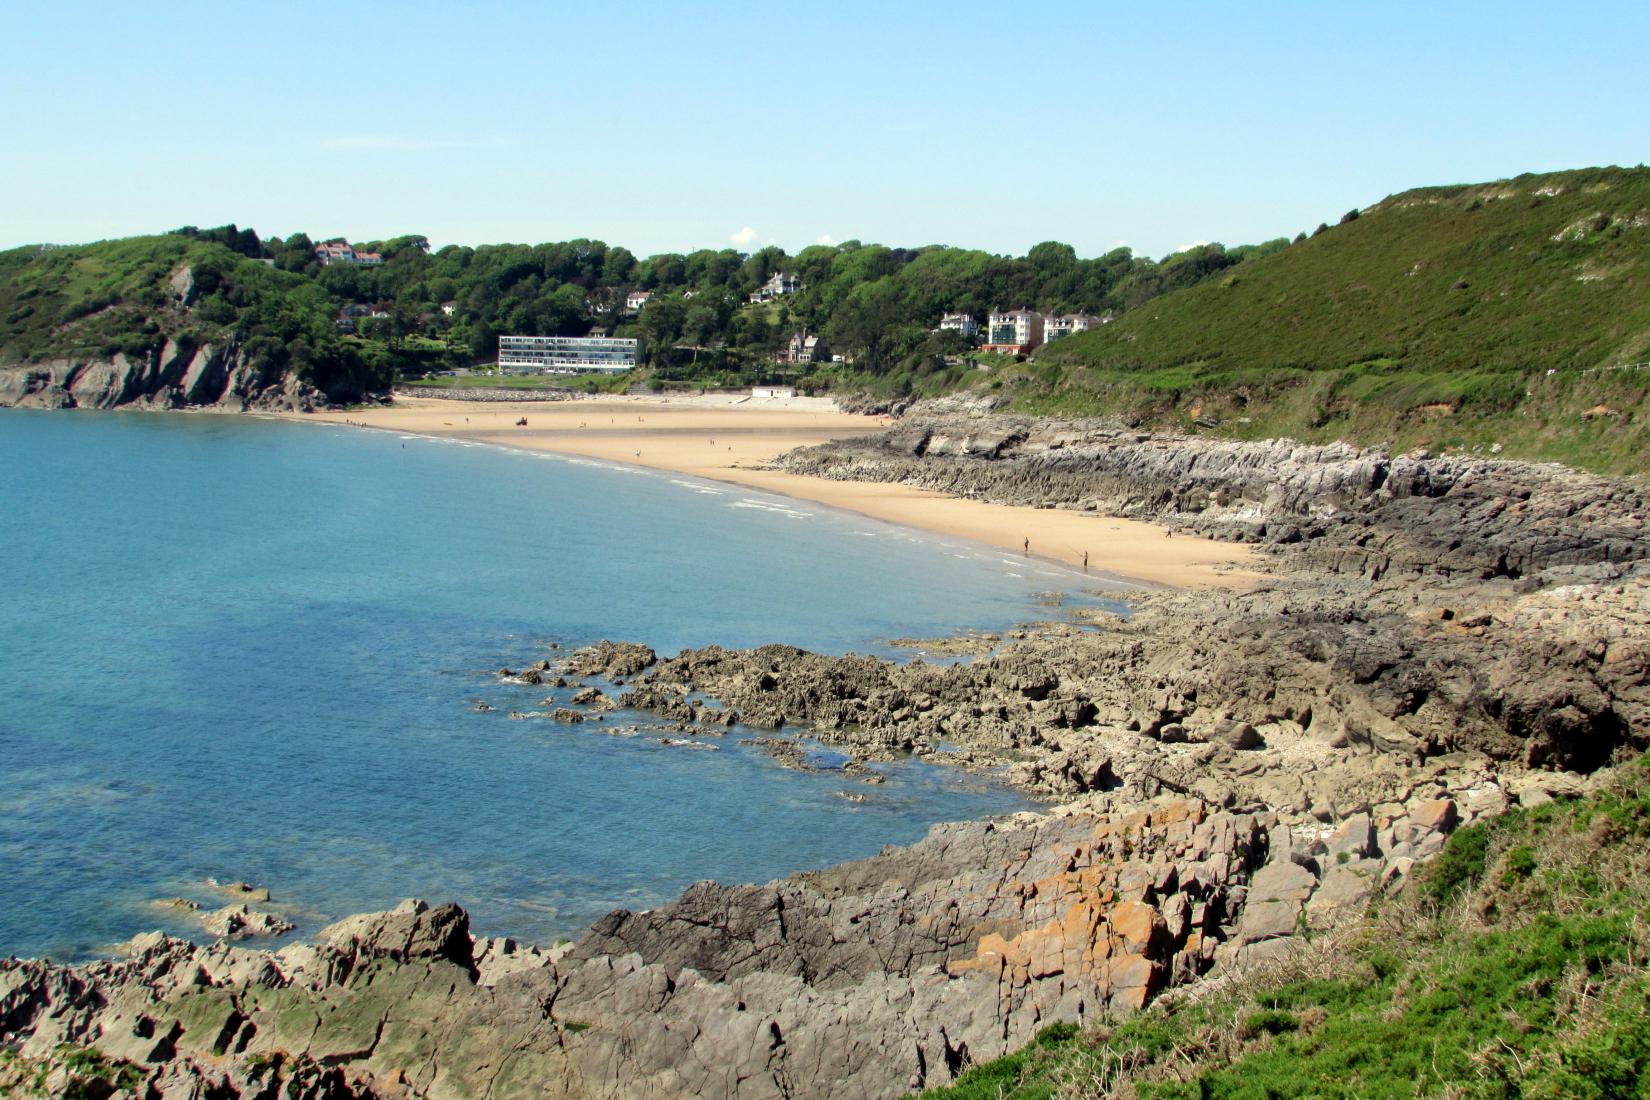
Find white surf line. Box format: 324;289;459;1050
727;498;815;519
268;413;1158;593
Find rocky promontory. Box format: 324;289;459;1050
0;338;333;413
777;400;1650;582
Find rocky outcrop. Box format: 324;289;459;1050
0;338;334;412
576;565;1647;799
1;777;1506;1099
568;641;658;680
777;409;1650;581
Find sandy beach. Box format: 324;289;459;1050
291;394;1260;589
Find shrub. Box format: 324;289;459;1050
1420;821;1492;903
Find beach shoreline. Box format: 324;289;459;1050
279;394;1262;590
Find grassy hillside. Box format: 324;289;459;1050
0;235;389;398
920;757;1650;1099
1017;167;1650;473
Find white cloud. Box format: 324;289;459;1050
815;233;837;246
730;226;762;248
1172;239;1211;253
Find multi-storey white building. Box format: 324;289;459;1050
938;312;978;338
498;335;640;374
749;272;801;304
983;308;1044;353
1044;313;1108;342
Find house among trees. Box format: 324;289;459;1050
938;311;978;338
1044;313;1110;342
782;331;831;364
625;290;653;313
314;240;383;266
983;308;1044;354
748;272;801;304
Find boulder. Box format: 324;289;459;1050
1327;813;1376;860
1306;859;1382;929
199;904;295;940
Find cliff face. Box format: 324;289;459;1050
0;336;328;412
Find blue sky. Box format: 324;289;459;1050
4;1;1647;259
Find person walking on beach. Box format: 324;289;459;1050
1082;551;1089;573
1023;537;1030;556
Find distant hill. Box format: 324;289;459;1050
1011;166;1650;473
4;169;1649;470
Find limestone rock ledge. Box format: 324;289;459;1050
0;338;339;413
2;785;1503;1099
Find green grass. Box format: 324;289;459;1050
917;756;1650;1099
1005;166;1650;474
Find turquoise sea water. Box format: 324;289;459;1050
0;409;1118;961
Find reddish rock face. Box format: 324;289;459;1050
942;800;1256;1018
1414;797;1460;833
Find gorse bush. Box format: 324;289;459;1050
1020;166;1650;473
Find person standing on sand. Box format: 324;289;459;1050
1023;537;1030;556
1082;551;1089;573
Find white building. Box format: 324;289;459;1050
938;312;978;338
983;308;1044;353
625;290;652;312
1044;313;1107;342
748;272;801;304
752;385;797;399
498;334;640;374
314;240;383;266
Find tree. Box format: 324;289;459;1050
642;253;686;289
638;296;688;364
1027;240;1077;273
826;281;906;372
740;246;789;288
682;301;722;349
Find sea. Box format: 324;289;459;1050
0;409;1123;961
